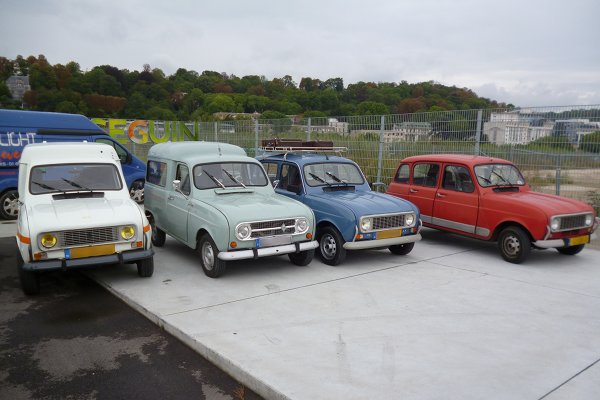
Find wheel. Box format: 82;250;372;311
17;249;39;295
1;189;19;220
129;180;144;204
197;234;227;278
150;218;166;247
389;242;415;255
136;257;154;277
317;226;347;266
498;226;531;264
288;249;315;266
557;244;585;255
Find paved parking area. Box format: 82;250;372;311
3;220;600;400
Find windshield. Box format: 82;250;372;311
474;164;526;187
303;162;364;187
193;162;268;189
29;163;123;194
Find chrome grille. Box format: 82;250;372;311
250;219;296;238
57;227;119;247
559;214;588;231
372;214;407;230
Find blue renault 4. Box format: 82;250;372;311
259;144;421;265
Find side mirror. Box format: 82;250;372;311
172;180;181;192
272;179;280;189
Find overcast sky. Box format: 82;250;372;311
2;0;599;107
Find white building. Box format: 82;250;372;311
484;112;554;145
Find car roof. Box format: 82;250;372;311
0;109;105;134
400;153;514;167
20;142;119;165
148;141;253;164
261;152;355;166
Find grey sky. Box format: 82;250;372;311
2;0;599;107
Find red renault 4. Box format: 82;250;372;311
387;154;598;263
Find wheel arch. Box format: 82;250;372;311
492;221;533;242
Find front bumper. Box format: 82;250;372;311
344;233;422;250
533;232;597;249
218;240;318;261
21;248;154;272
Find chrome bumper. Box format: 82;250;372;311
343;233;422;250
533;232;597;249
218;240;318;261
21;248;155;271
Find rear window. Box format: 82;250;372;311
147;160;167;187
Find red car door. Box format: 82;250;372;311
406;162;440;225
432;164;480;235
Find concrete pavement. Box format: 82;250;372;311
3;220;600;399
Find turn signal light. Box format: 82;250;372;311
306;233;312;240
230;241;238;248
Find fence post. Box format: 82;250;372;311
254;119;259;157
307;117;311;141
214;122;218;142
475;109;483;155
555;154;561;195
376;115;385;185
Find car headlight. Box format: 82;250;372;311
550;217;561;231
236;223;252;240
121;226;135;240
295;218;309;234
585;214;594;227
405;213;415;226
40;233;57;249
360;217;372;232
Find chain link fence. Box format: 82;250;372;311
96;105;600;213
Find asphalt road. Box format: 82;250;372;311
0;237;263;400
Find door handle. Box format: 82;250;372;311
409;188;418;193
167;195;174;200
436;192;446;198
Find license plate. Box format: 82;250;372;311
69;244;116;259
256;235;292;248
568;235;590;246
376;229;403;240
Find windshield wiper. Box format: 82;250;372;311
491;169;511;185
222;169;246;188
309;172;331;186
61;178;93;191
204;171;226;189
326;171;347;185
32;181;60;191
477;175;492;184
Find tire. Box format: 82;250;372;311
498;226;531;264
129;180;144;204
1;189;19;220
17;249;40;295
136;257;154;277
389;242;415;255
557;244;585;255
150;218;166;247
317;226;347;266
198;234;227;278
288;249;315;266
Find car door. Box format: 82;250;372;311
407;162;440;224
275;163;304;200
165;163;191;243
432;164;479;234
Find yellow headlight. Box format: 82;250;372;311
40;234;57;248
121;226;135;240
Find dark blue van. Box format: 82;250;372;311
0;109;146;219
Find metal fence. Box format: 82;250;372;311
103;105;600;212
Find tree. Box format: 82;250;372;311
356;101;389;115
580;131;600;153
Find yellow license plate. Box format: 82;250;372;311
69;244;116;259
376;229;403;240
569;235;590;246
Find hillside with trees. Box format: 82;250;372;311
0;54;511;120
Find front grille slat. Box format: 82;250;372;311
57;227;119;247
559;215;588;231
372;214;406;230
250;219;296;238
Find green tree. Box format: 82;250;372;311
356;101;389;115
580;131;600;153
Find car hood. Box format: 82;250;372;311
310;189;418;218
207;192;313;224
487;189;594;216
26;196;143;234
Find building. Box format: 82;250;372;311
386;122;432;142
552;119;600;144
484;112;553;145
5;75;30;101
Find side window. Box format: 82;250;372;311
146;160;167;187
96;138;128;163
262;162;279;184
413;163;439;187
175;164;191;195
394;164;410;183
280;164;301;193
443;165;475;193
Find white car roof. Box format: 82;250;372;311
19;142;120;166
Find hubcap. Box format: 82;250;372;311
3;193;19;217
202;241;215;270
130;183;144;202
320;233;337;259
502;234;520;256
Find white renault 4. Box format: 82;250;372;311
15;142;154;294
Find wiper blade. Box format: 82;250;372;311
326;171;347;185
309;172;331;186
222;169;246;188
32;181;60;191
204;171;226;189
61;178;92;191
491;169;509;185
